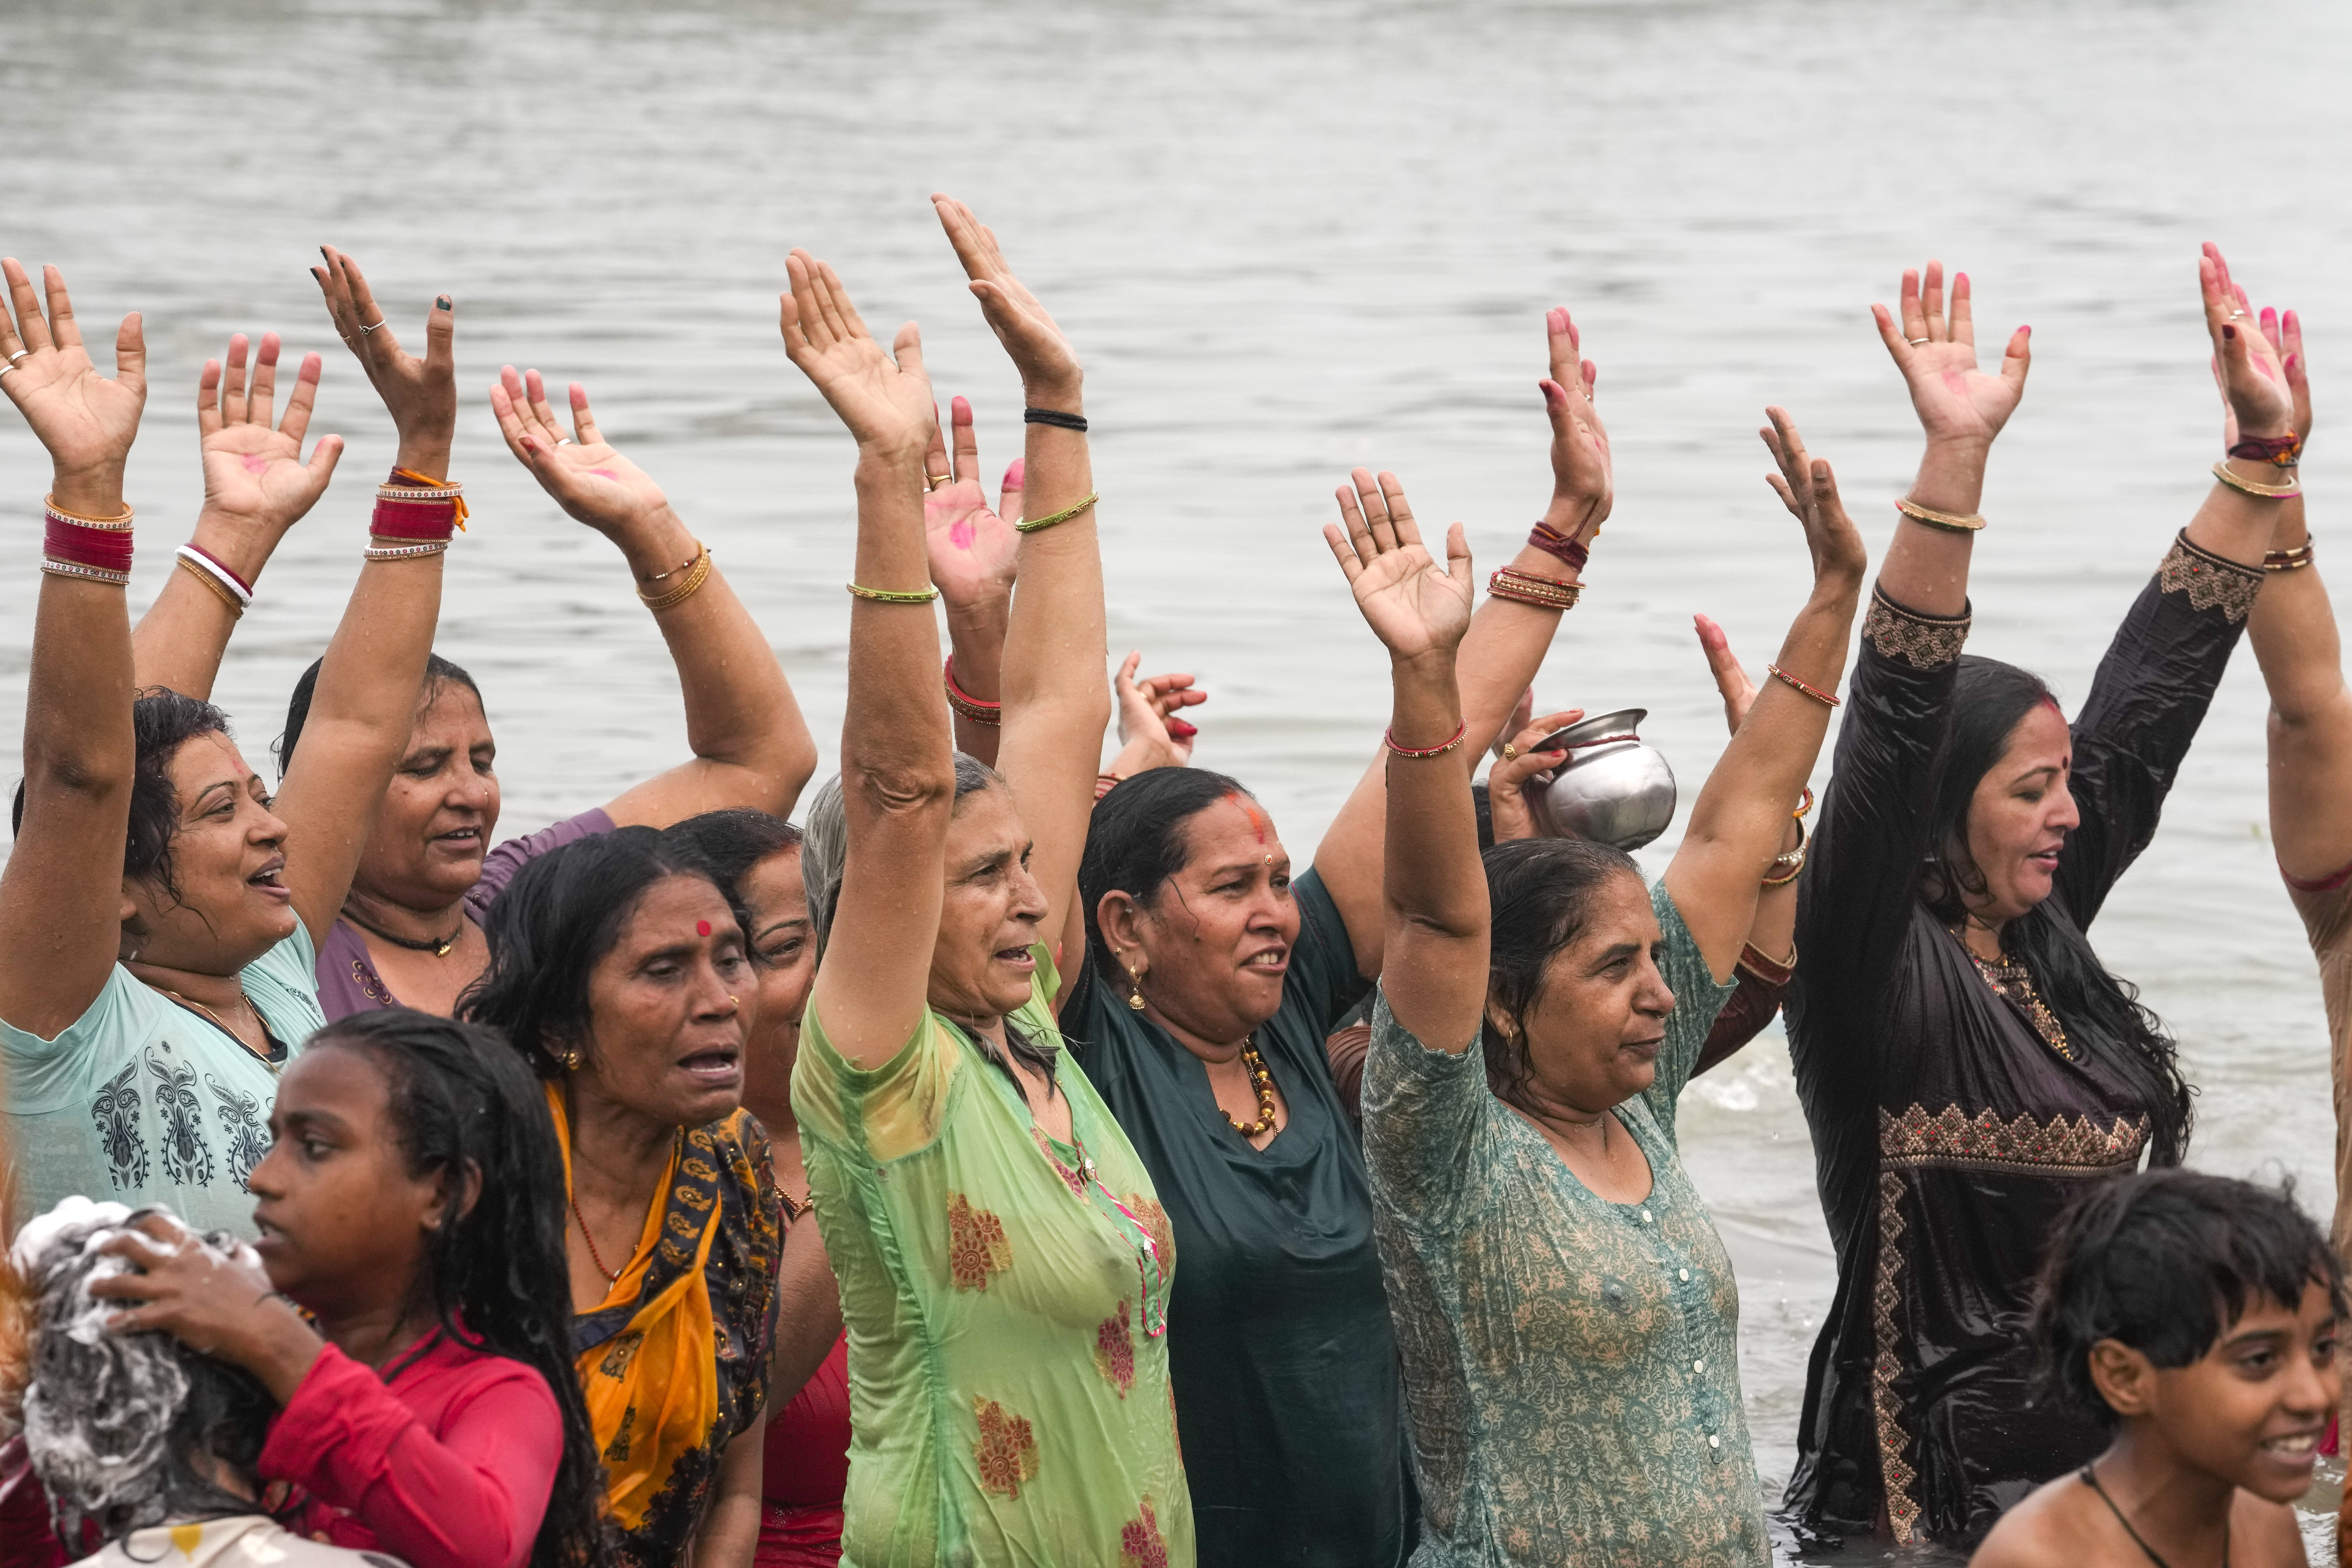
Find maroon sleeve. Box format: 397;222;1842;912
463;808;616;921
0;1437;69;1568
1691;944;1793;1080
257;1344;561;1568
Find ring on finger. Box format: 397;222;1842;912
358;318;389;334
1500;743;1519;762
556;437;576;447
925;472;952;491
0;364;15;381
6;349;26;364
1907;336;1931;346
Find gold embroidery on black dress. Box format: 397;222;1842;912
1953;933;2073;1060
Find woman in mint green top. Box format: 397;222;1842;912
780;199;1191;1567
1332;414;1865;1566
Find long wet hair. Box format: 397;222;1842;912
459;827;730;1080
1919;656;2192;1166
277;650;481;778
303;1009;612;1568
1078;766;1258;973
2031;1169;2344;1426
16;1203;270;1544
12;688;231;915
1478;837;1647;1112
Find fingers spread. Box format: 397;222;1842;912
2000;324;2032;391
1321;521;1365;583
281;353;323;444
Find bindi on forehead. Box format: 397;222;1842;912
696;919;711;937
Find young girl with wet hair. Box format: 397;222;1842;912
1970;1170;2341;1568
83;1007;609;1568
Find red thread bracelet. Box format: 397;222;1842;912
1384;720;1467;759
1527;521;1590;572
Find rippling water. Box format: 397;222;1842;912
5;0;2349;1558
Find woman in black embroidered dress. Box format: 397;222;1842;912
1782;250;2292;1551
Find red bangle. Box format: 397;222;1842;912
944;657;1003;726
1094;772;1122;801
371;467;466;542
1383;720;1467;759
1766;663;1841;708
178;541;253;598
1526;522;1590;572
44;516;134;572
2229;432;2303;467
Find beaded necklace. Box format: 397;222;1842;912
1953;928;2074;1061
1221;1036;1279;1137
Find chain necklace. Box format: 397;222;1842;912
568;1192;626;1285
155;986;282;1072
1222;1036;1279;1137
344;904;465;958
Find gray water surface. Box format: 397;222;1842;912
3;2;2347;1559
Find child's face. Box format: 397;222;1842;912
2130;1279;2340;1502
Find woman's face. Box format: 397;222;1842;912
350;681;501;912
1961;701;2080;925
1491;869;1676;1115
737;846;814;1117
577;874;751;1129
1098;795;1301;1042
247;1043;466;1326
930;784;1049;1022
124;732;297;971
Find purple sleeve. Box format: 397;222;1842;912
463;808;616;920
314;919;400;1022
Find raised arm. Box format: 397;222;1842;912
784;251;947;1070
1321;477;1480;1051
492;368;816;829
922;395;1022;766
1315;307;1609;978
130;334;334;697
1661;410;1866;982
0;262;152;1037
1103;653;1204;782
933;195;1109;951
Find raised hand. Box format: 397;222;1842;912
1541;307;1611;533
1323;470;1474;663
1114;652;1207;769
1485;706;1584;843
2203;244;2296;442
932;195;1082;402
778;250;932;458
922;395;1021;609
1693;615;1758;734
0;259;147;512
1760;407;1868;592
490;367;669;537
1871;262;2031;449
313;247;455;478
196;332;343;546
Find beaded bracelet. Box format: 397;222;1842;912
2265;539;2317;573
1016;492;1099;535
1384;720;1467;759
1895;498;1987;532
42;558;130;586
1487;566;1582;610
1762;847;1808;888
1767;662;1841;708
46;494;134;530
363;539;451;562
944;657;1004;725
639;544;713;611
846;580;938;604
2229;432;2303;467
2212;461;2302;500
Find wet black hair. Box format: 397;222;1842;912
277;650;481;780
663;809;803;908
1471;780;1496;853
302;1009;612;1568
1078;766;1258;972
459;825;734;1080
1478;836;1647;1112
12;689;233;914
2032;1169;2345;1428
1920;655;2193;1166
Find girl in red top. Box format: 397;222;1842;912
88;1006;610;1568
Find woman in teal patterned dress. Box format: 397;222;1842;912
1347;410;1865;1566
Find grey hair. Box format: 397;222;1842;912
14;1199;271;1541
800;754;1005;960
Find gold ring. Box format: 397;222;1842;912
1500;743;1519;762
924;473;952;491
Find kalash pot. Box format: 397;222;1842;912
1530;707;1677;851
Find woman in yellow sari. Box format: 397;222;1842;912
463;824;780;1567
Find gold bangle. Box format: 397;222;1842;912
45;494;135;529
1894;498;1987;532
1015;491;1099;534
640;544;713;611
2265;539;2316;572
2211;461;2302;500
177;555;245;617
845;580;938;604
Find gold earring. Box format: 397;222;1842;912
1125;960;1147;1012
558;1047;580;1072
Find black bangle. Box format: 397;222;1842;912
1023;407;1088;432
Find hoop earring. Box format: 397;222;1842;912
1125;960;1148;1013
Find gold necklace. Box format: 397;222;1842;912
1222;1037;1279;1137
157;987;279;1072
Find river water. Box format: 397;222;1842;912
3;0;2348;1559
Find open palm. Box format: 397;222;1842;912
779;250;933;456
490;367;669;535
934;195;1082;395
0;260;147;485
197;333;337;538
1872;262;2031;447
922;395;1021;608
1324;469;1474;662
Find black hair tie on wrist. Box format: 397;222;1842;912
1023;407;1089;432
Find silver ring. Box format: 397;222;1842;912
555;437;576;446
1907;337;1931;346
0;363;16;380
2229;310;2249;321
358;318;389;335
6;350;26;364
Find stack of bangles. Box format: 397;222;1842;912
1488;565;1581;610
2266;538;2317;573
639;541;714;612
369;467;466;563
175;543;253;618
1895;498;1986;533
944;657;1002;726
42;494;135;587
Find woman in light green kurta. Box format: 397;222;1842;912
779;197;1191;1568
1334;415;1865;1566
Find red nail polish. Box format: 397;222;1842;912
2223;325;2237;339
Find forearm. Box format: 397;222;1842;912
998;391;1105;726
1458;541;1577;751
1383;652;1481;935
842;455;954;801
130;507;288;699
1876;437;1985;618
2184;461;2289;567
945;597;1009;766
690;1425;765;1568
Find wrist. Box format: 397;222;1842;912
1539;493;1603;541
49;463;128;518
1907;442;1989;517
1020;375;1084;414
186;511;277;584
231;1297;327;1402
390;442;453;483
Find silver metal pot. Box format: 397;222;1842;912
1529;707;1677;850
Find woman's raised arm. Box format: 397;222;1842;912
933;195;1110;956
921;395;1023;766
784;250;948;1070
1661;410;1866;982
1321;475;1481;1052
0;261;153;1037
492;365;818;828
